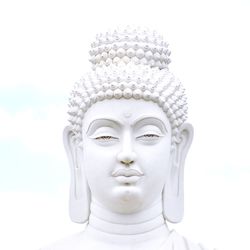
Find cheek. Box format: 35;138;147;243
82;142;118;181
136;143;171;183
136;140;171;165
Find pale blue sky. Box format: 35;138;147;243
0;85;68;191
0;0;250;249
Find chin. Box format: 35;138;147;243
109;186;144;214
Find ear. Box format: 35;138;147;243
63;126;90;223
163;123;194;223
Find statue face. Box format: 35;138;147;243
82;99;172;214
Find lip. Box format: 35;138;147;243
111;169;144;177
114;175;142;184
111;169;144;184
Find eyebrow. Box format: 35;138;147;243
86;118;122;135
132;117;168;133
86;116;168;135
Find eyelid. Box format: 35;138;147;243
91;133;118;139
89;132;118;140
132;118;168;134
92;134;119;146
87;125;118;138
136;133;162;145
136;132;163;138
86;119;121;136
135;125;164;136
94;135;119;142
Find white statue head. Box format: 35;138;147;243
63;27;193;225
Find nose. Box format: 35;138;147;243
117;151;137;166
117;138;137;167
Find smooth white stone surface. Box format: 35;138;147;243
40;27;213;250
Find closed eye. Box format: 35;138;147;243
95;135;118;140
137;134;160;139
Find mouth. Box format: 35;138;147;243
111;169;144;184
112;169;144;177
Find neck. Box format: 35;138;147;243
88;198;168;235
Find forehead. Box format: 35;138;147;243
82;99;171;130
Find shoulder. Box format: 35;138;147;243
162;230;212;250
39;232;86;250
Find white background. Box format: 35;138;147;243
0;0;249;249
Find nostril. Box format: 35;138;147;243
117;151;137;165
120;159;134;166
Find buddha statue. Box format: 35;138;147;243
41;27;212;250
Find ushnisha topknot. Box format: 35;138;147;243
89;26;171;70
68;27;188;145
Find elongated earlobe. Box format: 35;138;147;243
163;123;194;223
63;126;91;223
